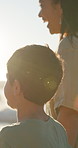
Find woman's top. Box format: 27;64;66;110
54;35;78;111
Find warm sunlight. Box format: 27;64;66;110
0;0;62;134
0;28;12;81
0;0;59;81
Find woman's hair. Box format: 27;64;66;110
7;45;63;105
53;0;78;39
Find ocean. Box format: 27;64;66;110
0;81;17;130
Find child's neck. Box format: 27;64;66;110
16;100;49;122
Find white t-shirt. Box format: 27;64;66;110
54;35;78;111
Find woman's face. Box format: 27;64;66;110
38;0;62;34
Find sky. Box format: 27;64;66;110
0;0;60;81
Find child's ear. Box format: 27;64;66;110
13;80;21;96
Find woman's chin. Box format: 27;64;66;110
7;101;15;109
47;24;60;34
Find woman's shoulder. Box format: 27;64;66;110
57;36;78;56
59;36;72;50
59;36;78;51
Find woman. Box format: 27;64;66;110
38;0;78;147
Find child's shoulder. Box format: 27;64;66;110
0;122;21;137
50;116;65;130
49;117;72;148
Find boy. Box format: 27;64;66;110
0;45;71;148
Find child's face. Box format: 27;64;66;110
38;0;62;34
4;77;16;109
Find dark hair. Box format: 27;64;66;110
52;0;60;4
53;0;78;39
7;45;63;105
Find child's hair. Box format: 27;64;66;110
7;45;63;105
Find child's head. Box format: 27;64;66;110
6;45;63;105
